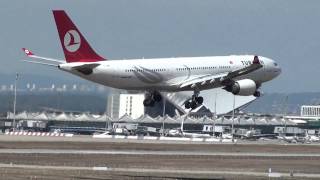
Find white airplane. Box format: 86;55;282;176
22;10;281;109
304;132;320;143
237;129;276;140
307;135;320;143
277;134;308;143
277;135;297;143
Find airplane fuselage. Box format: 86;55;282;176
59;55;281;92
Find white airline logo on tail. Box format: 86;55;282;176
63;30;81;52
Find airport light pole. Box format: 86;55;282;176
212;93;217;136
13;73;19;132
162;95;166;136
105;95;113;131
283;96;288;134
231;94;235;143
105;113;109;131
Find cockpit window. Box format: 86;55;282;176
274;63;278;66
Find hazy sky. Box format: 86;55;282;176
1;0;320;93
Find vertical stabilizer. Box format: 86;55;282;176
52;10;105;62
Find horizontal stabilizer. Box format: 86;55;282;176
22;48;64;63
22;60;59;67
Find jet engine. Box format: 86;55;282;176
228;79;257;96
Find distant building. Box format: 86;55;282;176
107;93;145;119
72;84;77;90
119;94;145;119
0;85;7;91
9;84;14;91
301;105;320;117
106;93;120;119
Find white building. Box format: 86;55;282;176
118;94;145;119
106;93;120;119
107;93;145;119
301;105;320;117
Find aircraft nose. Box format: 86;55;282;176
262;57;281;80
271;60;281;78
276;66;282;76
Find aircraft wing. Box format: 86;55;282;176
178;56;263;89
179;73;228;88
222;56;263;81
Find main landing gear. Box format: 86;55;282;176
184;91;203;109
143;91;162;107
254;91;261;97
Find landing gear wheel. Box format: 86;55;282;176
195;96;203;105
153;93;162;102
143;99;155;107
190;101;197;109
254;91;261;97
184;91;204;109
143;99;149;106
144;91;161;107
185;101;191;109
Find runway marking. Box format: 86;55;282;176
1;149;320;157
0;163;320;178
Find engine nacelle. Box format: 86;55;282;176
230;79;257;96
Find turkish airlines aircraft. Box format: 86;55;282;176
23;10;281;109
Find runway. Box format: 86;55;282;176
1;148;320;157
1;163;320;179
1;135;320;179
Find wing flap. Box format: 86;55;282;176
179;73;228;88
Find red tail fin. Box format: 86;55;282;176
52;10;105;63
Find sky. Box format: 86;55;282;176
0;0;320;93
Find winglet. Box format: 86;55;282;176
253;55;260;64
22;48;34;56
